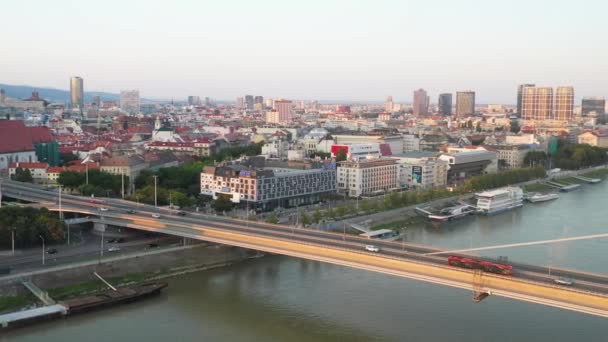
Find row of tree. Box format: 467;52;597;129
523;143;608;170
57;169;128;196
464;167;546;191
0;207;64;249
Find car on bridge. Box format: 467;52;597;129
554;277;575;286
177;211;187;216
365;245;380;252
126;209;136;214
99;207;109;212
108;247;120;252
151;213;161;218
46;248;58;254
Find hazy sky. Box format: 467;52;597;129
2;0;607;103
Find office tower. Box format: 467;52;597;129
385;96;393;113
456;91;475;116
581;97;606;117
254;96;264;106
413;89;428;116
70;76;84;113
273;99;292;122
554;86;574;121
120;90;140;115
521;87;553;121
204;97;210;106
0;89;5;103
438;93;452;116
245;95;254;110
236;97;244;108
264;98;273;108
187;96;201;106
517;84;535;115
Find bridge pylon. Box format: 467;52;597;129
472;270;490;303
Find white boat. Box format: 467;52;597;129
475;187;524;215
428;204;476;222
526;192;559;203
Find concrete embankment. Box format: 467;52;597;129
0;244;258;300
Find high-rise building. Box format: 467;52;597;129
521;87;553;121
204;97;210;106
581;97;606;117
236;97;244;108
413;89;428;116
273;99;292;123
517;84;535;115
456;91;475;116
120;90;140;115
70;76;84;113
0;89;6;103
254;96;264;106
265;98;274;108
245;95;254;110
438;93;452;116
187;96;201;106
554;86;574;121
385;96;394;113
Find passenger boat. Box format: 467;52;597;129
475;187;523;215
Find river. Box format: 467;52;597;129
4;181;608;341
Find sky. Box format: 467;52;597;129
1;0;607;103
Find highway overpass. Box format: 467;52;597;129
3;179;608;318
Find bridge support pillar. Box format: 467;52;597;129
93;222;107;233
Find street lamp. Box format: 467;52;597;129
152;175;158;208
39;235;45;265
0;177;3;209
11;227;15;256
58;185;63;220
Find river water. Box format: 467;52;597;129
4;181;608;341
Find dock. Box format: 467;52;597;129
546;181;581;192
573;176;602;184
0;304;68;329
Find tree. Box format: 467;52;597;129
266;213;279;224
13;167;33;183
300;211;311;226
524;151;548;168
57;171;85;190
510;120;521;133
312;209;322;224
336;148;347;162
475;122;482;132
336;206;347;218
211;197;233;213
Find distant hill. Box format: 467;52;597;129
0;83;158;103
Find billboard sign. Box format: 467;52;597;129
412;166;423;184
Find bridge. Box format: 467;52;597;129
3;179;608;318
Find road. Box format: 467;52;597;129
4;179;608;313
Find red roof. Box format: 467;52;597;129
28;126;53;143
47;166;65;173
0;121;35;153
9;162;49;169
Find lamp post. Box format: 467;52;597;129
39;235;45;265
11;228;15;256
85;163;89;185
152;175;158;208
58;185;63;220
0;177;3;209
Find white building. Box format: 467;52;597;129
392;152;447;189
8;162;48;182
403;134;421;152
337;157;399;197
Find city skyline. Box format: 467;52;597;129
1;0;607;103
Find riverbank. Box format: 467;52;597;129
0;243;259;314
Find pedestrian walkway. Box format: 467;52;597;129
21;280;56;305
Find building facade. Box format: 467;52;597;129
581;97;606;118
70;76;84;114
413;89;429;116
521;86;553;121
438;93;452;116
554;86;574;121
337;158;399;197
273;99;293;122
120;90;140;115
200;164;336;209
456;91;475;116
392;153;447;190
517;84;535;115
